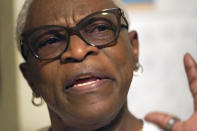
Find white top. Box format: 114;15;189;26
38;121;161;131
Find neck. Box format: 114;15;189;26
48;102;143;131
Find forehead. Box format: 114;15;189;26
24;0;117;31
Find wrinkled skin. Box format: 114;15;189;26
20;0;142;131
19;0;197;131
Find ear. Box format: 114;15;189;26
19;63;40;97
128;31;139;66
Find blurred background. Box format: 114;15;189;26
0;0;197;130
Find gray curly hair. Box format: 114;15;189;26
16;0;129;52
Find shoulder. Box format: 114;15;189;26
143;121;162;131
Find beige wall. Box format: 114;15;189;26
0;0;50;131
0;0;19;130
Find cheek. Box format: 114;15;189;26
31;61;62;103
104;34;135;95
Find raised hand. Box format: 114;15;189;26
145;53;197;131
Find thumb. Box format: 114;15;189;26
145;112;183;130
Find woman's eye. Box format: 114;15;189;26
94;24;114;32
86;24;114;33
38;37;61;48
96;25;110;31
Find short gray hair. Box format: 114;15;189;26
16;0;129;52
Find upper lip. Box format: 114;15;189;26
64;69;112;90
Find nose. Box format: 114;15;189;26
60;35;99;62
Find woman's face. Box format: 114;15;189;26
21;0;138;128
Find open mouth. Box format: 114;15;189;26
67;76;102;89
65;73;111;93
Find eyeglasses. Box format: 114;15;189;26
21;8;128;61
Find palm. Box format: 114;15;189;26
145;53;197;131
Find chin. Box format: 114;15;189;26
55;92;126;130
74;104;123;130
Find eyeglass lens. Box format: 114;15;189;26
26;10;120;60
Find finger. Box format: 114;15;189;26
184;53;197;110
184;53;197;86
145;112;183;130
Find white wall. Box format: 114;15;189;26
127;0;197;125
156;0;197;12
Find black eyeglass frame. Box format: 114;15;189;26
21;8;129;61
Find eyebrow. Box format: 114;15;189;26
71;12;92;27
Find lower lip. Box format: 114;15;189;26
65;79;110;94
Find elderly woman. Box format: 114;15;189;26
16;0;197;130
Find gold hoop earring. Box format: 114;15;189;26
32;92;44;107
134;63;143;76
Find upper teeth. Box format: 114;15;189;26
73;79;100;87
